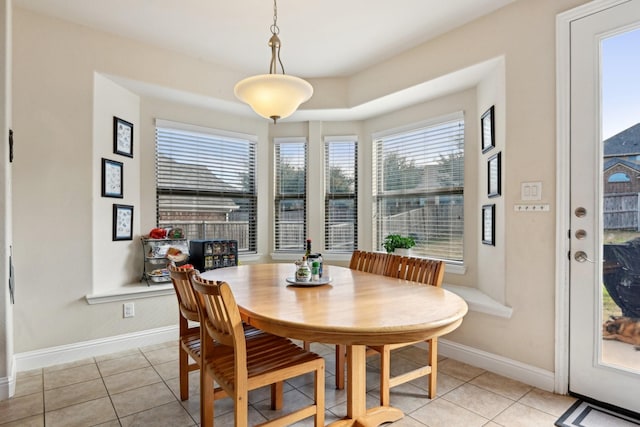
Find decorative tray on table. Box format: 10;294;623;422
285;277;332;287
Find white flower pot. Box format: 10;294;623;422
394;248;412;256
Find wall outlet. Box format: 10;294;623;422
123;302;135;318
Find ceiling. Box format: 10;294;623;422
14;0;515;120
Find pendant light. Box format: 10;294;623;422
234;0;313;123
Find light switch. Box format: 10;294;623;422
521;182;542;201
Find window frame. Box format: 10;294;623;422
273;137;308;253
324;136;358;253
155;120;258;253
372;112;465;263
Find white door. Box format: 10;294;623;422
570;0;640;412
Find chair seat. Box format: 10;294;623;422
205;334;324;391
179;313;267;364
180;330;201;369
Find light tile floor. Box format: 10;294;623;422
0;340;577;426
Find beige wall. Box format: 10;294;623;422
1;0;13;391
92;73;141;292
10;0;590;374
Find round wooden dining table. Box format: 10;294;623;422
201;263;468;427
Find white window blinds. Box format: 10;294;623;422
373;113;464;262
324;137;357;252
274;138;307;252
155;123;257;253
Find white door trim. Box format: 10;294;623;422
555;0;631;395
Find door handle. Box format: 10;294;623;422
574;251;595;263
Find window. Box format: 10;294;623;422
274;138;307;251
608;172;630;183
155;121;257;253
373;113;464;262
325;137;357;251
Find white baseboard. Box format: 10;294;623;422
0;364;16;401
9;326;556;397
14;325;179;372
433;338;556;392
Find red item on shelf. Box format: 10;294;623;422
149;228;167;239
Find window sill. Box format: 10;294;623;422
240;253;262;263
86;283;175;304
271;252;359;265
444;262;466;275
443;283;513;318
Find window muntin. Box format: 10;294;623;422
155;123;257;253
274;138;307;251
374;114;464;262
324;138;358;252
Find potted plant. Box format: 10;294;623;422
382;234;416;254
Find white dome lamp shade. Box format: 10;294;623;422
234;74;313;123
234;0;313;124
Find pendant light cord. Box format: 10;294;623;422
268;0;286;75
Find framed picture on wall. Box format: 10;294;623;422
481;105;495;153
482;204;495;246
113;116;133;158
488;151;501;198
113;204;134;241
101;158;123;198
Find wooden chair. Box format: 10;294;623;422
168;264;202;401
169;264;271;402
191;274;325;427
369;255;445;405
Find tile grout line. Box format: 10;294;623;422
41;368;46;426
93;356;123;427
145;343;200;426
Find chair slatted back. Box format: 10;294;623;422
401;257;423;282
349;250;390;275
384;254;401;278
191;275;245;353
169;265;199;322
349;250;365;270
386;255;445;288
418;258;445;287
368;252;390;275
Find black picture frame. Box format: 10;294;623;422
488;151;501;198
101;158;123;198
482;204;495;246
113;116;133;158
113;204;134;241
481;105;495;153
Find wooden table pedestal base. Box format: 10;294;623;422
328;345;404;427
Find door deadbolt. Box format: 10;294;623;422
575;229;587;239
575;207;587;218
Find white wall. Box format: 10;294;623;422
9;0;591;375
92;73;141;293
